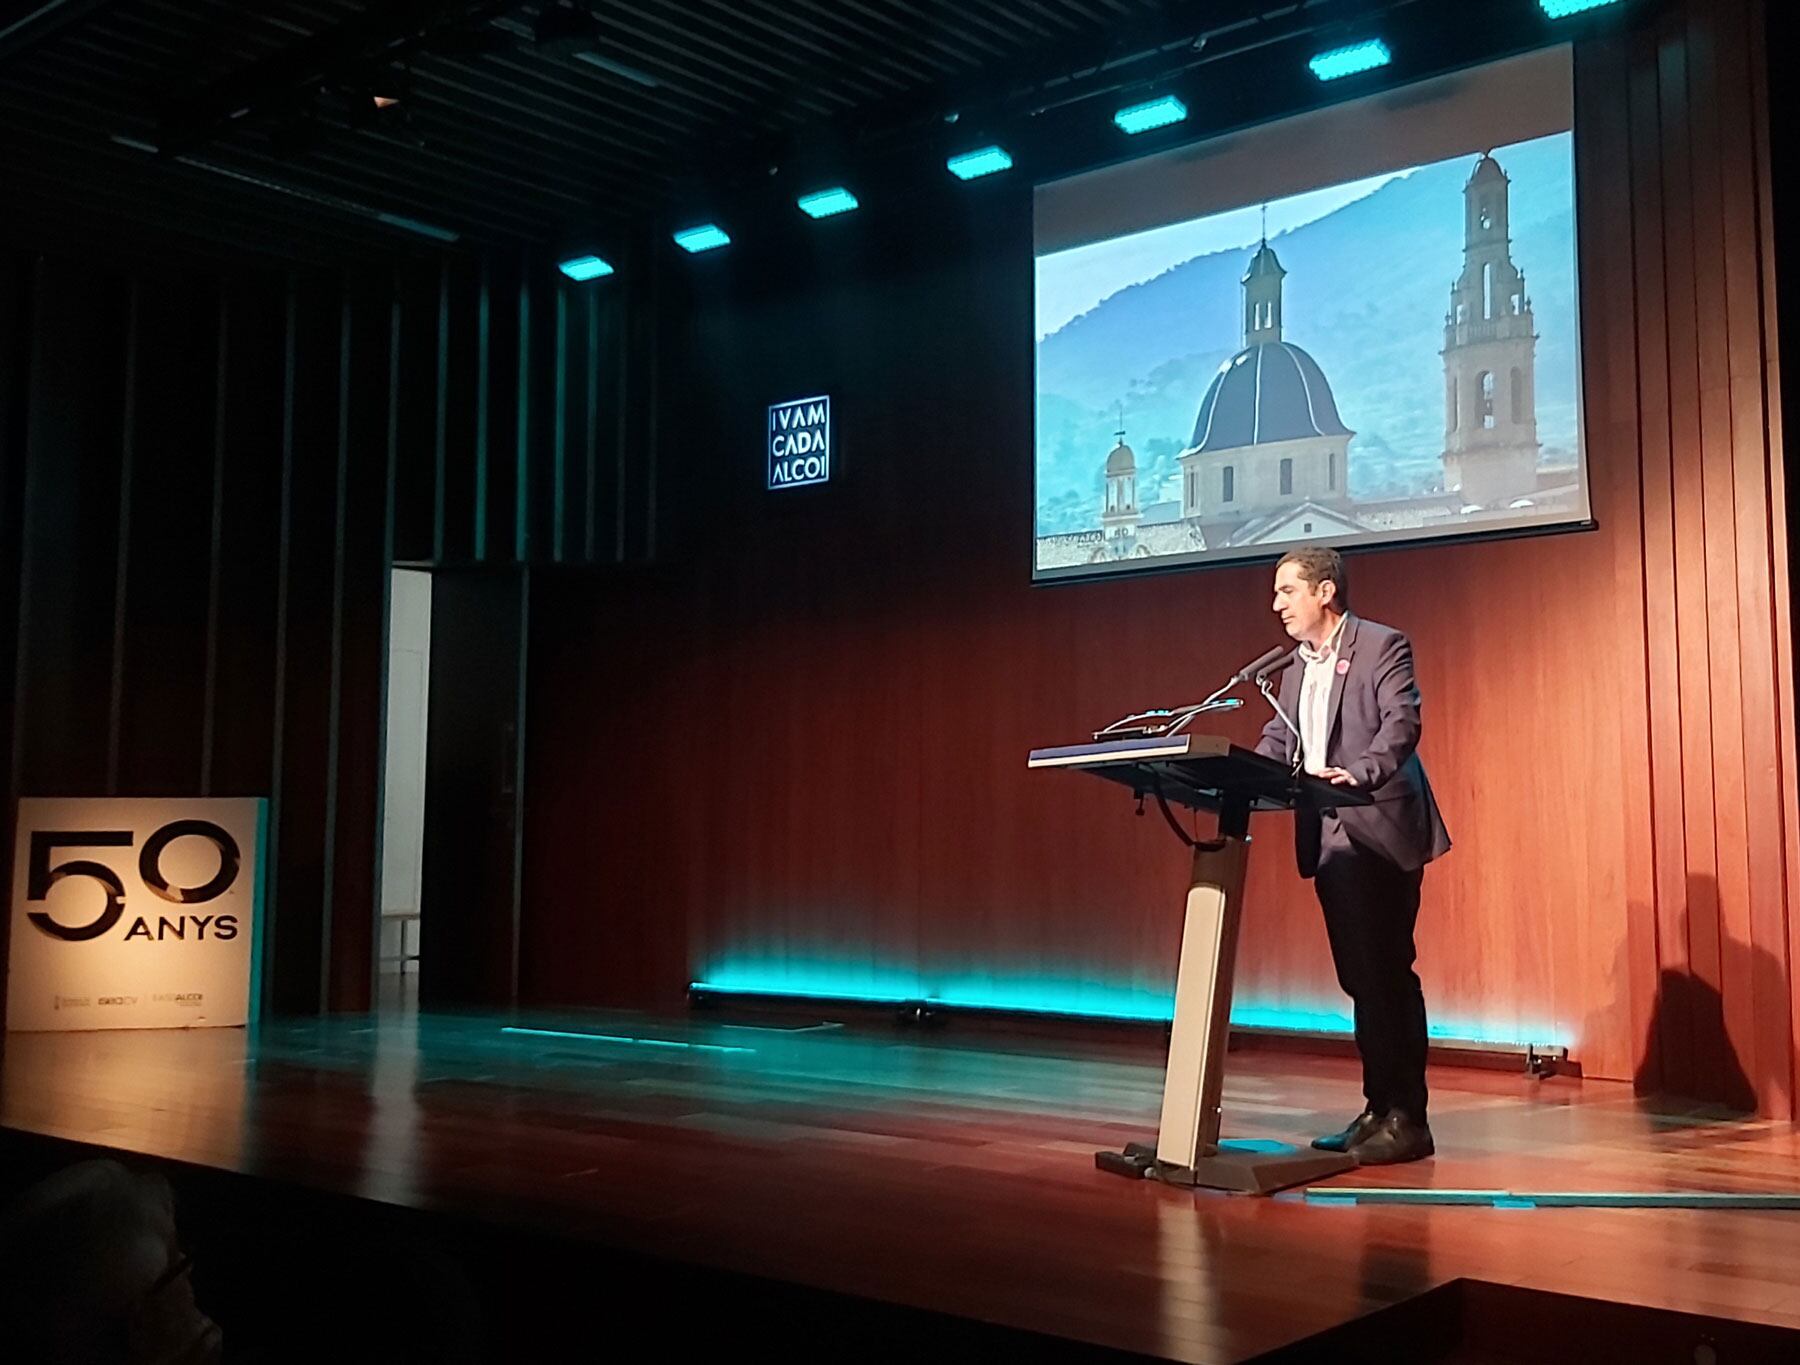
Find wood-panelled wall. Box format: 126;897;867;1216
0;250;634;1015
520;0;1800;1114
1611;0;1798;1113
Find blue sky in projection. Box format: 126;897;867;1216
1033;132;1579;536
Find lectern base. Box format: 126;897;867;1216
1096;1139;1355;1195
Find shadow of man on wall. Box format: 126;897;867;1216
1633;874;1783;1118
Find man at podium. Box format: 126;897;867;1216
1256;547;1452;1166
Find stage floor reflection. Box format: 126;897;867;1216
5;1009;1800;1362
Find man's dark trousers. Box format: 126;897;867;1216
1314;816;1429;1120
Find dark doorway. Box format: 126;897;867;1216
418;566;527;1010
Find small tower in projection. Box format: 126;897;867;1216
1441;153;1540;507
1100;407;1140;554
1243;212;1285;347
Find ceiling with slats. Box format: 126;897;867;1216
0;0;1389;266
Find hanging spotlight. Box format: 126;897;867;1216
946;145;1013;180
1308;39;1391;81
1113;95;1188;135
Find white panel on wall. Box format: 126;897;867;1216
381;568;432;945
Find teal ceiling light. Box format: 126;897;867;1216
1540;0;1624;16
673;223;731;253
947;145;1014;180
797;187;859;219
1309;39;1391;81
1113;95;1188;134
558;254;614;281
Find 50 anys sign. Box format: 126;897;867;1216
7;798;266;1032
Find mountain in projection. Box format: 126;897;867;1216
1034;134;1579;535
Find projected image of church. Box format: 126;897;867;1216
1033;136;1584;575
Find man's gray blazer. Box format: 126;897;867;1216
1255;614;1453;878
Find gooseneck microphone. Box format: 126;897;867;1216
1092;644;1298;739
1233;644;1295;684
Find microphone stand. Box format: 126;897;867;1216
1256;671;1300;743
1166;645;1293;734
1160;695;1242;737
1091;649;1291;741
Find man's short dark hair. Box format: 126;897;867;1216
1277;545;1348;610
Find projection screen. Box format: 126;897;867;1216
1033;46;1588;581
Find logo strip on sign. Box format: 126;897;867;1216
767;395;832;490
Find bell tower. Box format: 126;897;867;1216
1441;154;1539;507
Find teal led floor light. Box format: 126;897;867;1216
689;970;1567;1052
501;1025;753;1055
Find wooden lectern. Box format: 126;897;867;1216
1027;732;1370;1195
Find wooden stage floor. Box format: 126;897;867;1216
5;1006;1800;1362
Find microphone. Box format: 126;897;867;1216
1176;645;1299;730
1233;645;1293;684
1253;646;1299;682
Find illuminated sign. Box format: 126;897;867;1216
767;395;831;489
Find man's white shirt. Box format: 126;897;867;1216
1297;613;1349;776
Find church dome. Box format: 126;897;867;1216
1105;440;1136;475
1187;341;1353;453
